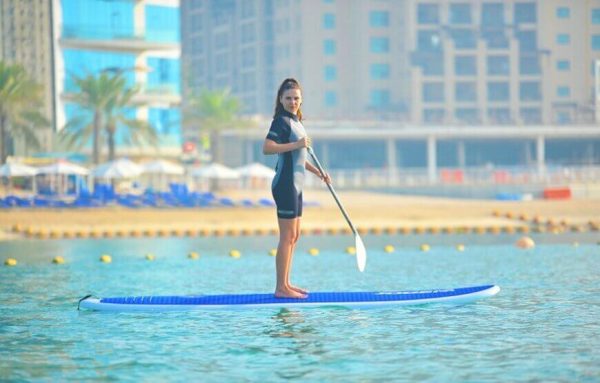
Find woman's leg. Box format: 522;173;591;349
275;217;306;298
287;218;308;294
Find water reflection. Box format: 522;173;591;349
263;309;325;380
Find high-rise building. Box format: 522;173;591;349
53;0;182;158
409;0;600;125
0;0;55;156
182;0;600;128
181;0;412;126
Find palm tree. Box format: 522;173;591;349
0;61;48;164
103;79;158;161
182;88;248;163
60;72;157;163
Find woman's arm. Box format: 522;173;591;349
306;161;332;184
263;136;310;155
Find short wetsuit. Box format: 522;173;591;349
265;110;307;219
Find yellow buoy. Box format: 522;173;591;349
229;250;241;258
143;229;156;237
254;227;269;235
357;227;369;236
456;244;465;252
443;227;455;234
346;246;356;255
4;258;17;266
384;227;396;235
515;236;535;249
572;241;579;247
227;228;240;237
145;253;156;261
384;245;394;253
188;251;200;260
308;248;319;256
420;244;431;252
517;226;530;234
268;249;277;257
100;254;112;263
52;256;65;264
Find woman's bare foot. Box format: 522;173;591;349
275;288;307;299
288;285;308;294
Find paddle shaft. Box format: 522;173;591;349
307;147;357;235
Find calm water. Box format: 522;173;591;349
1;235;599;382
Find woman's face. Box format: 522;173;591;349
280;88;302;115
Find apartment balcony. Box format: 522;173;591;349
60;25;179;53
62;84;181;107
135;84;181;106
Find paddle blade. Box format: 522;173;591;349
355;233;367;272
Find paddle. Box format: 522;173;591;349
307;147;367;272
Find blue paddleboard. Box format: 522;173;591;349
78;284;500;311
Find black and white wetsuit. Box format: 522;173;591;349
265;110;307;219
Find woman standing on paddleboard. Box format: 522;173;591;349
263;78;331;299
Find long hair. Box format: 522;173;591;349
273;78;303;121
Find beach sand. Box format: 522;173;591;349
1;189;599;240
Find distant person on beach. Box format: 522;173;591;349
263;78;331;299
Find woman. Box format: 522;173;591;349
263;78;331;299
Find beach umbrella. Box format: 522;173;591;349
36;161;89;195
0;163;38;177
142;160;184;175
92;158;143;179
37;161;89;176
0;163;38;194
190;163;240;179
235;163;276;179
141;160;185;192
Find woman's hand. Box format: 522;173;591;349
295;136;312;149
319;171;332;185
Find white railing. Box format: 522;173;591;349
303;166;600;189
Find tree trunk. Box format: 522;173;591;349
108;130;115;161
0;115;6;164
107;122;116;161
210;131;220;163
93;111;101;164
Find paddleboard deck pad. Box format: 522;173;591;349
78;285;500;311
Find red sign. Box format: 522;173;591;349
182;141;196;153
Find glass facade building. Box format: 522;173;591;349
56;0;181;156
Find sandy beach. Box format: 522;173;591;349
1;189;599;240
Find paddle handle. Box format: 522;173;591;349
307;147;357;235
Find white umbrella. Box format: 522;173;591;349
142;160;184;175
37;161;89;176
92;158;143;179
36;161;89;195
0;163;38;194
190;163;240;179
235;162;276;179
0;163;38;177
